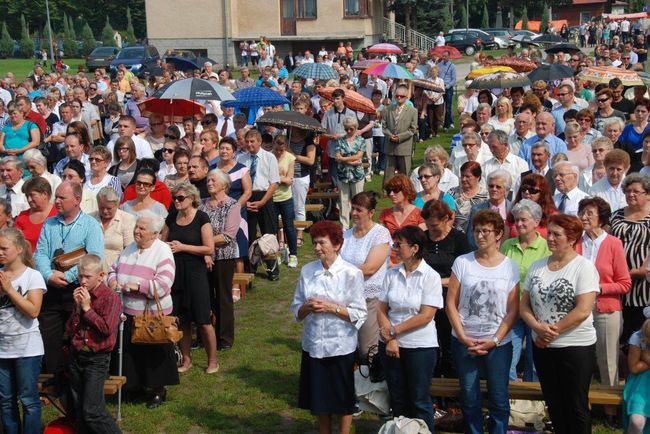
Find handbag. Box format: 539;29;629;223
53;247;87;272
131;281;183;345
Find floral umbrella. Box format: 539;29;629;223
468;71;531;89
483;57;538;73
577;66;644;86
362;63;414;80
467;66;516;80
367;43;403;54
429;46;463;59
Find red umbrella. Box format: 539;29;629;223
429;46;462;59
352;58;390;70
138;98;206;123
367;43;403;54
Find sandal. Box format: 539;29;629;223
232;288;241;302
297;238;304;248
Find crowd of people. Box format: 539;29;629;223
0;31;649;434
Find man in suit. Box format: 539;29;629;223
284;51;295;72
382;84;418;184
514;141;556;196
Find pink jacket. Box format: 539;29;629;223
576;234;631;313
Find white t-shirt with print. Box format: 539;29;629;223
451;253;519;343
0;267;47;358
525;255;600;348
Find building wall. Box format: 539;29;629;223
554;5;606;26
146;0;225;39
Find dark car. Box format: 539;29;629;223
86;46;120;71
110;45;160;78
445;31;483;56
448;28;497;51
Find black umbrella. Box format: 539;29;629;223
153;78;234;101
532;34;564;44
255;111;326;133
545;43;582;55
527;64;575;82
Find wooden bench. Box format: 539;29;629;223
430;378;623;406
305;203;325;213
232;272;254;300
307;191;339;201
38;374;127;416
294;220;313;230
314;181;334;191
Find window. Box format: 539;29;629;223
298;0;317;18
344;0;369;17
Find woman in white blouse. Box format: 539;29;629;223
340;192;391;360
290;220;367;434
378;225;443;432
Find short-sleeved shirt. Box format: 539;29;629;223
340;224;392;298
120;200;168;220
525;255;600;347
0;267;47;358
422;228;472;279
629;330;647;350
273;152;295;202
379;260;444;348
501;234;552;297
451;252;519;342
379;207;425;264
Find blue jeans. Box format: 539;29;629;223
274;197;298;255
451;336;512;434
0;356;42;434
444;87;454;128
373;136;385;171
379;342;438;432
509;319;538;381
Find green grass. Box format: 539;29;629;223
1;58;86;81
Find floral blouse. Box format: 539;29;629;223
335;135;365;183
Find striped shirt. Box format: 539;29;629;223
107;239;176;316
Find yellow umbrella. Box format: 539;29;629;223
467;65;516;80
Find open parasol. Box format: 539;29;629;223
255;110;326;133
545;43;582;55
411;79;444;92
468;72;531;89
367;43;403;54
353;58;390;70
484;57;538;73
362;63;413;80
527;64;574;82
138;98;206;123
293;63;339;80
318;87;375;114
429;46;463;59
576;66;644;86
467;66;516;80
153;77;234;101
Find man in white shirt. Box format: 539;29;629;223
552;162;589;215
589;149;629;212
483;130;529;195
0;157;28;217
509;112;535;156
107;115;154;163
435;32;446;47
216;106;236;139
47;102;73;149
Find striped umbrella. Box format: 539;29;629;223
577;66;644;86
318;87;375;114
352;58;390;70
468;72;531;89
153;78;234;101
362;63;413;80
293;63;339;80
367;43;403;54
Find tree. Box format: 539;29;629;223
481;2;490;29
81;21;96;56
540;3;550;33
456;3;467;29
521;6;528;30
126;7;137;46
19;14;34;59
101;16;116;47
0;22;13;59
62;12;77;57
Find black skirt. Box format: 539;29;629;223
171;256;212;325
298;350;356;416
111;314;180;391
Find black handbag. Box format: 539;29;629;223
360;344;385;383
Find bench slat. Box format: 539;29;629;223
38;375;126;396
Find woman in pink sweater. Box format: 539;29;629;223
577;196;631;427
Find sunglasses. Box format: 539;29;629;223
164;134;178;139
173;195;188;202
418;174;434;180
597;98;610;103
386;187;402;194
521;186;541;194
89;87;97;90
556;92;569;97
162;148;175;153
135;181;153;187
88;157;104;162
395;95;407;99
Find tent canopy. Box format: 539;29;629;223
515;19;568;32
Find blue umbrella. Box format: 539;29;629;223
293;63;339;80
222;87;289;109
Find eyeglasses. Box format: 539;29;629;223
557;92;569;97
89;87;97;90
135;180;153;187
487;184;504;189
418;174;434;180
624;189;647;196
577;118;591;123
473;229;495;237
88;157;104;162
597;98;609;103
521;186;541;194
117;147;130;152
592;147;607;153
571;58;580;62
386;187;402;194
395;95;407;99
164;134;178;139
173;195;188;202
391;242;411;249
162;148;175;153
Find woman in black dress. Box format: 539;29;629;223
161;182;219;374
421;199;471;377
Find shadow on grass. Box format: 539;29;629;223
230;365;299;406
267;336;302;352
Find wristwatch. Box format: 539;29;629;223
389;325;397;338
492;336;501;347
335;306;341;315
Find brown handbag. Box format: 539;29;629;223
131;281;183;345
53;247;87;272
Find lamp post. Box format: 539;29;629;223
466;0;469;31
45;0;55;71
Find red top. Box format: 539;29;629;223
14;206;58;252
576;234;632;313
26;110;47;136
379;206;425;264
121;180;172;209
65;282;122;353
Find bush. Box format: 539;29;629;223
81;22;96;56
0;22;13;59
101;16;116;47
19;14;34;59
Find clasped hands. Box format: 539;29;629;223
73;286;91;312
379;325;401;358
303;297;337;314
533;322;559;348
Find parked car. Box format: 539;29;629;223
512;30;540;39
86;46;120;71
445;31;483;56
484;28;516;48
448;28;497;50
110;45;160;78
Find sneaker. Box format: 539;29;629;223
449;123;455;129
288;255;298;268
379;170;385;176
365;174;372;182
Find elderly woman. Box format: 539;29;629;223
589;149;630;212
0;106;40;159
411;145;459;193
603;117;624;149
449;161;488;232
62;160;98;214
379;174;425;265
158;140;177;181
164;148;191;190
161;182;218;374
579;136;613;191
108;211;179;409
378;225;443;432
335;116;366;229
120;168;168;219
85;145;121;197
620;99;650;172
91;186;135;272
109;136;141;191
290;220;367;434
564;122;595;171
447;209;520;434
575;108;601;145
340;192;391;360
577;196;631;425
0;199;12;230
488;97;514;135
501;199;551;381
22;149;61;196
508;174;559;239
14;177;56;252
199;169;241;351
467;169;512;249
611;173;650;344
521;214;600;434
414;163;457;211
